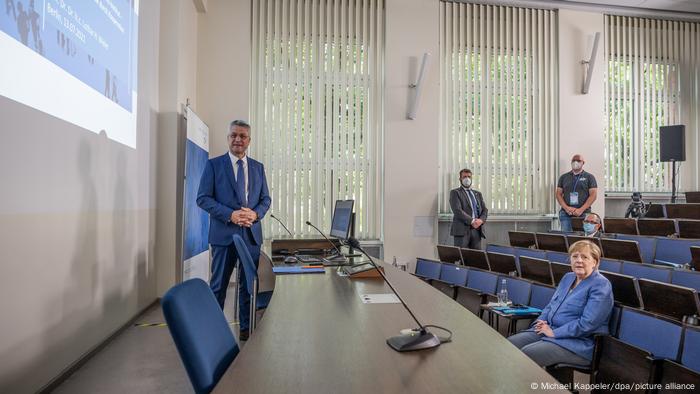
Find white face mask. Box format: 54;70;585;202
461;177;472;188
571;161;583;171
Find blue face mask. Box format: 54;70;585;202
583;222;597;235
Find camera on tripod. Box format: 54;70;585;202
624;192;650;218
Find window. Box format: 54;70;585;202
439;2;558;215
604;15;699;192
250;0;384;239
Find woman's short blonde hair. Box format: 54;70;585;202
568;240;602;266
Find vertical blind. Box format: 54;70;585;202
439;1;558;215
250;0;384;239
604;15;700;192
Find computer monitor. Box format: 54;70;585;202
330;200;354;239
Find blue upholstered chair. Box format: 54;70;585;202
657;325;700;390
486;244;514;256
414;258;442;281
430;264;469;299
621;261;672;283
528;283;555;310
616;234;657;264
681;326;700;374
465;269;499;296
654;238;700;268
546;251;569;264
599;258;623;273
496;276;532;306
232;234;273;333
162;279;239;394
617;308;683;360
671;269;700;292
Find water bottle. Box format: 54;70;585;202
392;256;398;268
498;279;509;306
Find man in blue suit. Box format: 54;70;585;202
197;120;271;340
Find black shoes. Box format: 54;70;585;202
239;330;249;341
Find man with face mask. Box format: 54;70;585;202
450;169;489;249
556;154;598;232
583;213;603;238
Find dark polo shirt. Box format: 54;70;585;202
557;170;597;209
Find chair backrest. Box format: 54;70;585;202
529;283;555;309
599;258;623;273
513;247;548;261
546;251;569;264
519;256;554;286
645;203;666;218
497;276;532;306
692;246;700;271
486;244;514;255
535;233;568;253
621;261;672;283
637;218;677;237
571;217;584;232
233;235;258;294
601;238;643;263
666;203;700;220
681;326;700;373
439;264;468;286
678;220;700;239
436;244;463;265
257;251;276;293
508;231;537;248
162;279;239;394
465;268;498;295
654;238;700;267
686;192;700;204
415;258;442;280
637;278;700;322
486;252;518;275
618;307;683;360
550;262;571;285
567;234;602;250
615;234;656;264
460;248;490;270
600;271;642;308
604;218;639;235
671;269;700;292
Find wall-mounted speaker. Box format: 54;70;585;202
660;125;685;162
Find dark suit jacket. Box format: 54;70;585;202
197;153;271;246
449;187;488;238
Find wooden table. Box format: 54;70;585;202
214;262;567;393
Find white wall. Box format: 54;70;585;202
197;0;251;156
558;10;607;216
0;0;162;391
383;0;441;262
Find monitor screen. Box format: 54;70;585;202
330;200;354;239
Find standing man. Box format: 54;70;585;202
197;120;271;341
556;154;598;232
450;169;488;249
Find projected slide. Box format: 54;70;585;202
0;0;139;147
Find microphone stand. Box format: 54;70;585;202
348;237;442;352
270;214;293;237
305;221;347;263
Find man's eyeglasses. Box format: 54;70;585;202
228;133;249;140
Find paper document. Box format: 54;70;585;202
360;293;401;304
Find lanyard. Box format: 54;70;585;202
572;172;584;191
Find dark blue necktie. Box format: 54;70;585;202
467;189;480;217
236;159;247;207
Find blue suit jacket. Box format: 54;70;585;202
533;270;613;360
196;153;271;246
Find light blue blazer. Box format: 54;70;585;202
533;270;613;360
196;153;271;246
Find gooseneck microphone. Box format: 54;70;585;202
347;237;444;352
270;214;293;236
305;220;344;258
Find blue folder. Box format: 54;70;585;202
272;266;326;274
492;306;542;315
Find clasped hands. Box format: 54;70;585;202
533;320;554;338
564;205;585;217
471;218;484;229
230;207;257;227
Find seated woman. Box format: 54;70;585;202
508;240;613;367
